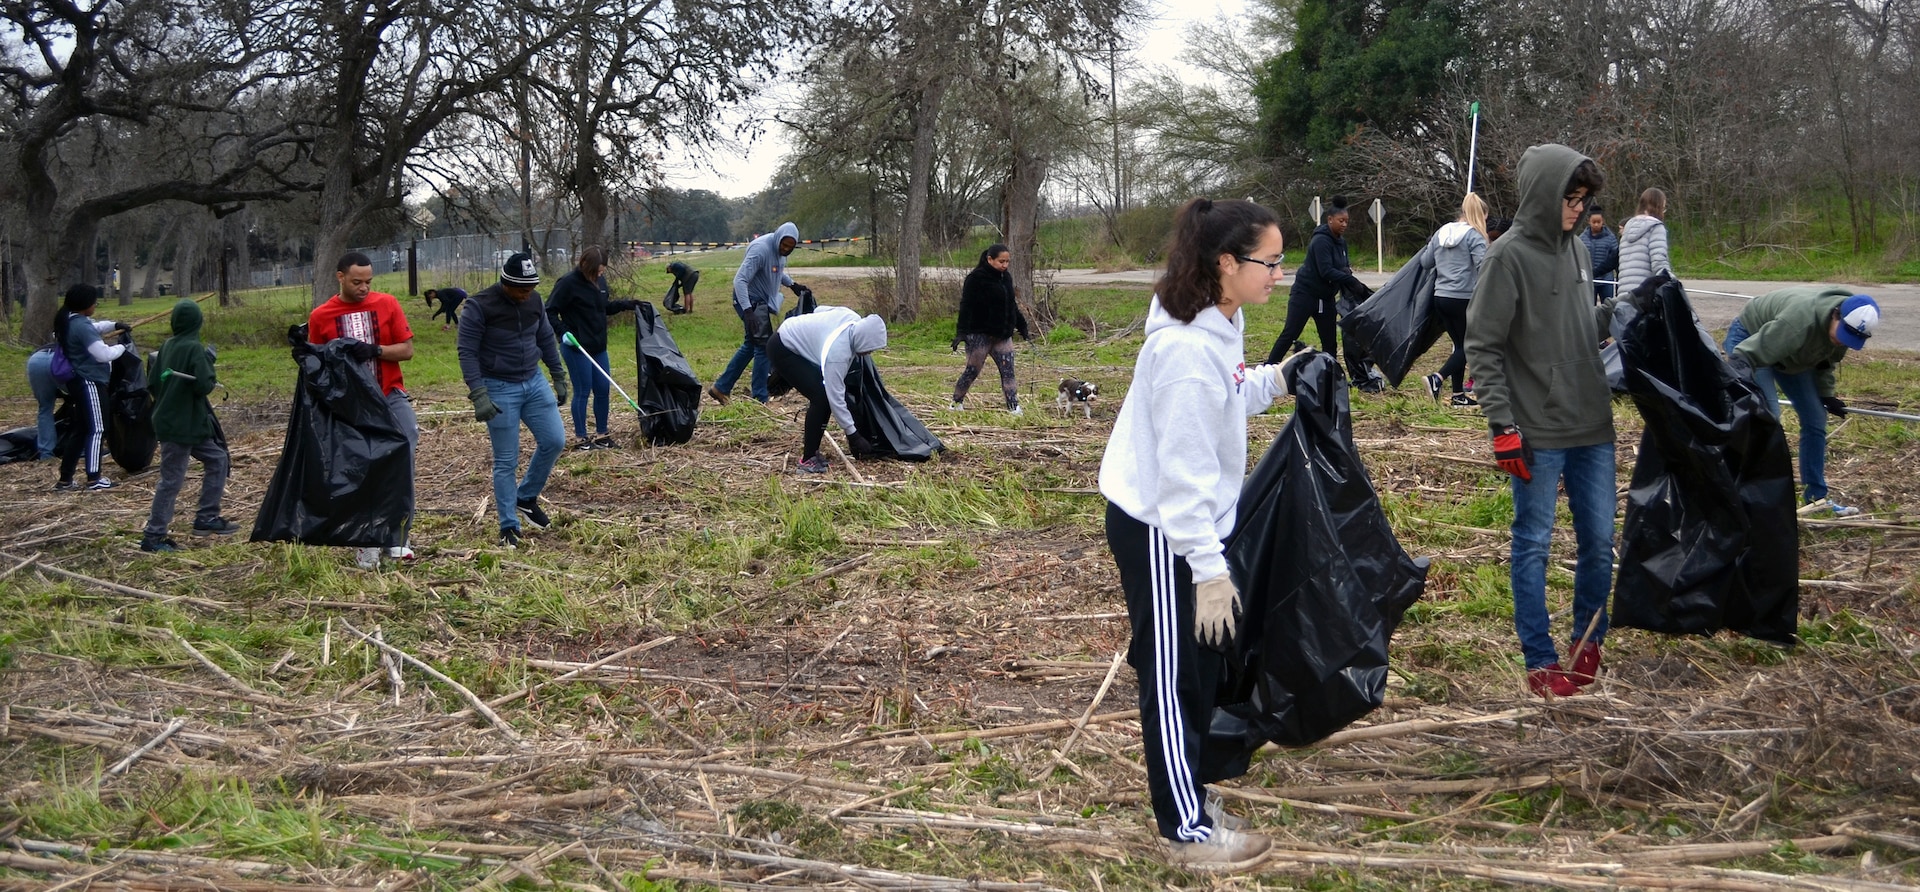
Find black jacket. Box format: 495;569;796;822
546;270;635;355
1290;224;1365;305
955;261;1029;341
457;283;566;387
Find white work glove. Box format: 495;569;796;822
1276;345;1319;396
1194;574;1241;647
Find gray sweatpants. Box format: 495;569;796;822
143;437;230;537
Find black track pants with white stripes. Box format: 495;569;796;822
1106;501;1247;843
59;379;107;482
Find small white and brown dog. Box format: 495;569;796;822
1056;378;1098;418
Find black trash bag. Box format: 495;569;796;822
632;301;701;445
105;349;156;473
842;355;943;461
250;339;414;547
0;427;38;464
1212;351;1428;752
1338;244;1441;388
1610;275;1799;644
784;285;817;319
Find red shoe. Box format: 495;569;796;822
1527;663;1579;698
1567;642;1602;687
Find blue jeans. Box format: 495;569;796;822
1723;319;1829;502
26;349;57;458
562;347;611;438
713;304;770;402
1509;441;1617;670
482;375;564;531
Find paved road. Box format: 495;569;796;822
797;266;1920;352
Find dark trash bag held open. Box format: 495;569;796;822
251;338;413;547
843;355;943;461
1212;352;1427;754
105;350;157;473
632;301;702;445
1610;275;1799;644
1339;244;1442;388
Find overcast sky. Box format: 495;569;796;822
668;0;1246;198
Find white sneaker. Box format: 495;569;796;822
1166;825;1271;873
947;402;964;411
1204;788;1250;832
1007;405;1023;416
386;545;416;561
355;547;381;570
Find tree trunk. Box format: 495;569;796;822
114;235;137;306
17;207;98;345
894;76;949;322
1003;143;1049;324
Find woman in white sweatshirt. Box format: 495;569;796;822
1097;198;1305;873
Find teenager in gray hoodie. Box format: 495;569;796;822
1420;193;1489;406
1465;144;1620;699
1098;198;1314;873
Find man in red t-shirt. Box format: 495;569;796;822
309;251;418;568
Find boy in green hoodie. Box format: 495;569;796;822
1465;144;1620;699
140;299;238;552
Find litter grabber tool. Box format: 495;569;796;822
1781;399;1920;423
561;331;642;412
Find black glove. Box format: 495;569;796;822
1821;396;1848;418
343;339;380;362
1726;352;1756;382
112;321;132;334
287;323;309;348
469;386;500;423
950;336;963;353
847;431;876;457
608;300;638;313
1491;423;1533;483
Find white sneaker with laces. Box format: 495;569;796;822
1007;405;1023;416
387;545;416;561
1166;825;1272;873
947;402;964;411
1204;788;1250;833
355;547;381;570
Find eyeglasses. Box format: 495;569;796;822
1563;194;1589;210
1235;255;1285;276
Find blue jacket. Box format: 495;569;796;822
1579;226;1619;281
457;283;566;387
732;222;799;312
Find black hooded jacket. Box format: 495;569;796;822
954;258;1030;341
1290;223;1366;305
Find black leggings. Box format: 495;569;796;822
768;335;831;460
1265;291;1339;365
1433;296;1470;392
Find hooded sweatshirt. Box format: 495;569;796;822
1426;221;1488;299
955;256;1030;340
1580;225;1619;282
1615;214;1669;294
776;306;888;435
152;299;218;444
1098;297;1288;584
732;222;800;313
457;282;566;388
1464;144;1616;449
1732;285;1855;398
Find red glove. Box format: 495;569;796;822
1492;424;1533;482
